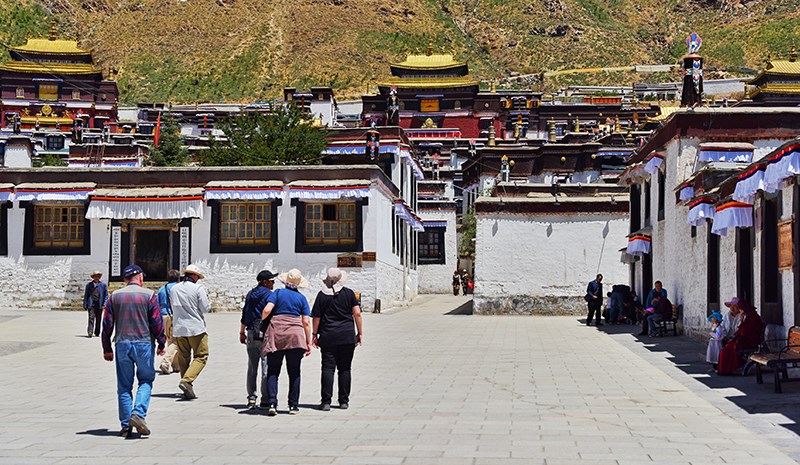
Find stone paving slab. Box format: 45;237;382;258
0;294;798;465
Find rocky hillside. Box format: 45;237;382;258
1;0;798;104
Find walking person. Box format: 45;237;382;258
101;265;166;438
311;268;363;411
157;270;181;374
240;270;276;409
84;271;108;338
261;269;312;416
171;265;211;400
585;274;603;326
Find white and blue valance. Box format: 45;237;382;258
204;180;284;200
698;143;754;163
0;184;14;202
15;182;95;202
322;144;400;156
643;153;665;175
87;187;205;220
711;202;753;236
422;220;447;228
394;201;425;232
288;180;371;200
687;198;716;227
400;148;425;180
626;235;651;256
763;148;800;193
679;185;695;202
733;164;766;204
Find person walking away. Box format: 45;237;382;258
84;271;108;338
171;264;211;400
240;270;276;409
157;270;181;374
311;268;363;411
101;265;165;438
261;269;312;416
721;297;743;344
460;269;470;296
452;270;460;296
647;294;673;336
706;311;724;372
585;274;603;326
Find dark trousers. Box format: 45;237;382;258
266;348;304;408
87;305;102;336
321;344;356;405
586;300;602;325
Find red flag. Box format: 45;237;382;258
153;112;162;148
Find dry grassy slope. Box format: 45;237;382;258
1;0;798;103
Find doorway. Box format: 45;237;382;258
133;229;171;281
736;227;754;303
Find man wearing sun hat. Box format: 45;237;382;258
83;270;108;338
171;264;211;400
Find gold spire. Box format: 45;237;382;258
49;20;57;41
426;39;433;56
790;46;798;63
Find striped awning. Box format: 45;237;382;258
394;201;424;232
0;184;14;202
711;201;753;236
86;187;204;220
15;183;95;202
204;180;284;200
287;180;371;200
422;220;447;228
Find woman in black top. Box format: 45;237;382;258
311;268;363;411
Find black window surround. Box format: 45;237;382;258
21;201;91;256
419;227;445;265
209;199;280;254
292;198;367;253
0;202;8;256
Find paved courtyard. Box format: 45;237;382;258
0;294;799;465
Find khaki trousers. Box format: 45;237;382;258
177;333;209;384
159;315;181;373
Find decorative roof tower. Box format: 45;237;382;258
680;32;703;107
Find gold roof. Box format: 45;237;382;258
748;60;800;83
646;105;680;122
10;38;92;56
391;53;465;70
20;116;74;125
379;76;480;89
749;83;800;97
0;61;100;75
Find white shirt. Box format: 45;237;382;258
722;311;742;340
171;279;212;337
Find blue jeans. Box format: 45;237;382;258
647;314;663;334
115;341;155;428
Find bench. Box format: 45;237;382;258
749;326;800;393
656;304;681;337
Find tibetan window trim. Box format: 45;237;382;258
287;181;371;200
204;181;284;201
15;183;95;202
292;198;367;253
400;148;425;180
87;196;204;220
643;153;665;175
763;148;800;194
21;201;91;256
208;199;280;254
711;201;753;236
394;201;424;232
418;226;446;265
0;184;14;202
626;235;651;256
687;197;716;227
733;163;767;204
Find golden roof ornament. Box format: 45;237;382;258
489;79;496;93
49;20;58;41
790;46;798;63
426;39;434;56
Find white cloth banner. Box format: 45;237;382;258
698;150;753;163
711;204;752;236
0;191;14;202
205;189;284;200
763;151;800;193
394;202;425;232
626;237;651;256
400;149;425;180
687;202;715;227
288;187;370;200
733;169;766;204
15;190;93;202
86;199;205;220
643;156;664;175
679;186;694;202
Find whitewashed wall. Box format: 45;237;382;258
474;212;629;314
417;208;457;294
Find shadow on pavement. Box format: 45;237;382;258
445;300;473;316
219;404;266;415
76;428;122;437
582;317;800;443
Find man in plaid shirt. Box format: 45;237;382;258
102;265;166;438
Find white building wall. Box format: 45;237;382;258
417;208;457;294
473;212;629;314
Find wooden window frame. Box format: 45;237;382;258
209;200;279;254
419;227;445;265
22;202;90;256
293;198;366;253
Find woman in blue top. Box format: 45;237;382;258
261;269;311;416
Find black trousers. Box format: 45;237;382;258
87;305;102;336
320;344;356;405
266;348;304;408
586;300;602;325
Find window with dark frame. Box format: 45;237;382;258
630;184;641;233
45;136;65;151
220;202;272;246
304;202;356;245
38;83;58;101
34;205;84;248
657;170;666;221
419;227;445;264
644;180;651;226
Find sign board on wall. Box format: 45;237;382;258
111;226;121;276
337;253;363;268
779;219;793;271
179;227;190;272
361;252;376;262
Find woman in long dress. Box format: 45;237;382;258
717;299;762;375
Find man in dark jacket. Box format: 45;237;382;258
585;274;604;326
84;271;109;338
240;270;276;409
647;294;673;336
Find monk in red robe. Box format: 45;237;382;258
717;299;763;375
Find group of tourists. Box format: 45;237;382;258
92;264;362;438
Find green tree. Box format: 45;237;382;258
459;209;476;257
148;116;189;166
33;154;67;167
201;104;327;166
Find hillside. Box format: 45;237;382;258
1;0;798;104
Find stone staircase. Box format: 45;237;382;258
51;281;168;311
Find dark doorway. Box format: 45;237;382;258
736;227;754;303
643;252;652;300
762;195;783;325
707;229;720;315
134;229;171;281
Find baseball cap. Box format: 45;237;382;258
123;265;145;279
257;270;278;282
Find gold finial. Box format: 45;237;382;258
489;79;497;93
764;53;772;69
49;20;58;41
488;123;496;147
790;46;798;63
426;39;434;56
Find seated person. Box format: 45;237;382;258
717;299;763;375
646;294;673;336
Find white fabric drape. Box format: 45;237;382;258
733;168;766;204
204;189;284;200
679;186;694;202
0;191;14;202
711;203;753;236
698;150;753;163
288;187;370;200
86;199;205;220
687;201;715;227
16;190;92;202
394;202;424;232
643;156;664;175
763;151;800;193
626;236;651;256
400;149;425;180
